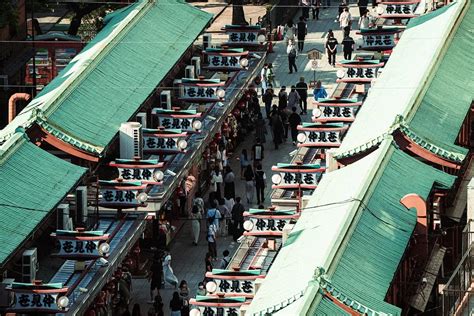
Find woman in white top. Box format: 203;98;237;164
162;253;178;288
359;11;370;29
284;20;296;45
210;166;223;201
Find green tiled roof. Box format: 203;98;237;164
0;134;86;266
335;0;470;162
315;148;455;315
408;1;474;155
2;0;212;155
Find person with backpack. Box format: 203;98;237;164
287;39;298;74
325;30;338;67
262;87;275;118
255;164;267;205
207;200;221;230
220;250;231;269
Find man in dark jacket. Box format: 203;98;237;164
295;76;308;114
288;107;302;145
231;197;246;241
296;16;308;52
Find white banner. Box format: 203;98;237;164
342;67;379;81
247;217;290;234
380;3;417;17
279;171;318;186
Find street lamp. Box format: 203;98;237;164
98;242;110;256
57;295;69;308
271;174;282;185
376;5;385;15
190;309;201;316
243;220;254;231
178;139;188;150
297;132;307;144
137;192;148;203
336;69;345;79
239;57;249;68
205;280;217;294
192;120;202;131
258;34;266;44
153;170;164;182
216;88;226;99
312;108;322;118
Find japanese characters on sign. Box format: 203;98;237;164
58;239;100;257
243;209;299;236
158;117;193;130
100;188;139;207
142;129;187;154
7;282;68;313
360;33;396;50
194;305;240;316
207;55;245;71
13;292;61;312
300;130;342;147
313;106;357;122
227;31;259;45
271;163;325;190
190;296;245;316
336;61;384;83
379;2;418;18
110;159;164;184
117;167;155;182
152;108;202;132
297;122;348;147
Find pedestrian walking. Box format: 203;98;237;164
244;165;255;204
255;164;267;205
220;250;231;269
251;138;265;167
280;108;289;141
270;109;284;149
342;33;355;60
190;205;202;246
359;11;370;29
289;107;302;145
254;112;268;144
337;0;347;21
148;253;163;302
260;63;269;93
267;63;275;87
296;16;307;52
207;200;221;230
288;86;301;110
313;80;328;101
339;7;352;35
223;166;236;200
300;0;310;19
205;252;213;274
295;77;308;114
231;197;246;241
311;0;321;19
162;251;178;288
325;30;338;67
218;198;231;236
278;86;288;111
358;0;368;17
169;292;183;316
287;40;298;74
179;281;190;316
210;166;223;202
262;87;274;118
207;217;218;259
284;20;296;45
240;149;250;179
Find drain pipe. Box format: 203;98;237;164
8;93;31;122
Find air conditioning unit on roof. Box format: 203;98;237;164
119;122;143;159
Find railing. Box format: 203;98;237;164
461;219;474;254
441;244;474;315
